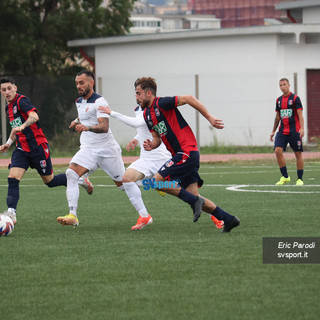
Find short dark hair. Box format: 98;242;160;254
279;78;289;83
76;70;95;80
135;77;157;96
0;76;15;85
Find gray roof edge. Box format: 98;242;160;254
67;24;320;48
276;0;320;10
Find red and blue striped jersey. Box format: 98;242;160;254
6;94;47;152
276;93;303;135
143;96;198;156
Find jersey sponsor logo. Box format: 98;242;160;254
9;117;23;128
153;120;167;137
280;109;292;118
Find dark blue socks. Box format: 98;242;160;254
211;206;233;224
178;188;198;205
280;166;288;178
45;173;67;187
7;178;20;209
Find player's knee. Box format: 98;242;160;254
122;175;134;183
66;168;79;180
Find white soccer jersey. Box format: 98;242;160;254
76;93;119;150
110;106;171;161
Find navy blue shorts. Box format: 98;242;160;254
274;132;303;152
157;151;203;189
10;143;53;176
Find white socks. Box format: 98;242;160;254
123;182;148;217
66;168;79;216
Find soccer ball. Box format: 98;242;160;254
0;215;14;236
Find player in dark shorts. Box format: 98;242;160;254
270;78;305;185
0;77;92;224
136;77;240;233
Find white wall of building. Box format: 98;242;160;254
88;27;320;147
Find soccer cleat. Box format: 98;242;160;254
192;196;205;222
57;213;79;226
156;189;166;197
221;216;240;233
131;214;153;230
276;176;291;185
210;215;224;229
80;177;93;195
2;210;17;225
296;179;304;186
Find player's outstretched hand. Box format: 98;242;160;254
208;115;224;129
98;106;111;115
0;144;9;153
127;139;138;151
143;139;153;151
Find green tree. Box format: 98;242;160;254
0;0;134;142
0;0;134;75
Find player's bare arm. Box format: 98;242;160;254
297;109;305;138
13;111;39;133
143;131;161;151
98;105;111;115
270;113;280;141
75;117;109;133
178;95;224;129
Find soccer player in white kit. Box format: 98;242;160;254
98;103;171;230
57;70;125;226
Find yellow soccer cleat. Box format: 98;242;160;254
155;189;166;197
276;176;291;185
296;179;304;186
57;213;79;226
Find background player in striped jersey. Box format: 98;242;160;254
270;78;305;185
0;77;92;224
57;70;125;226
136;77;239;233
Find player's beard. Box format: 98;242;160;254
79;85;91;98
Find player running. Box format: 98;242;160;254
137;77;240;233
57;70;125;226
0;76;93;225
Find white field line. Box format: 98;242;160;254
0;183;319;194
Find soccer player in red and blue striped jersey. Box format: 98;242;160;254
0;77;68;224
137;77;240;233
270;78;305;185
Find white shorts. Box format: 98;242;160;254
70;146;125;181
128;157;168;179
